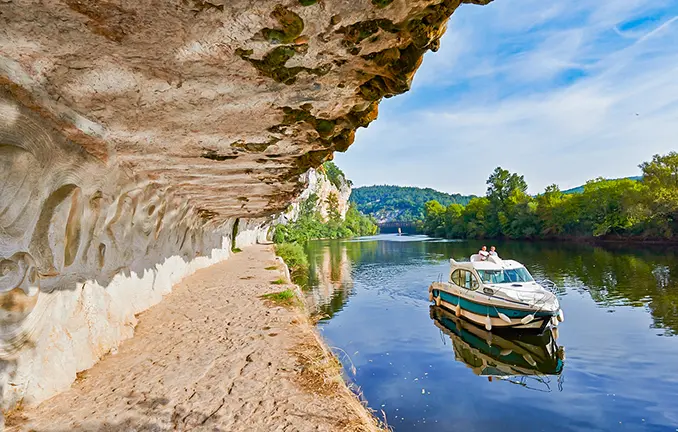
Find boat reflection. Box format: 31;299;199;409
430;306;565;391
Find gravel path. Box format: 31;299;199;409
8;245;378;431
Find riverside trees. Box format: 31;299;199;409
422;152;678;241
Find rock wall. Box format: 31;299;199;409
277;167;352;224
314;169;352;221
0;90;270;408
0;0;493;410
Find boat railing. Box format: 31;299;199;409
536;279;558;292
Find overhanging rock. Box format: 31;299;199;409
0;0;492;408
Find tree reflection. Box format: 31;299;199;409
301;237;678;334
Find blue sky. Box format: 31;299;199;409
334;0;678;196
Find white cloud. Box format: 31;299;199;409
335;0;678;195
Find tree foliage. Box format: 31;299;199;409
321;161;350;190
274;198;378;244
421;152;678;241
350;185;475;222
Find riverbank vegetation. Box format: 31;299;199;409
274;163;378;245
274;195;378;244
273;163;378;272
274;243;309;273
260;289;298;307
422;152;678;241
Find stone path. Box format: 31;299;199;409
8;245;378;431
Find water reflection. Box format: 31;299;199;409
302;235;678;335
430;306;564;392
303;240;355;319
302;236;678;431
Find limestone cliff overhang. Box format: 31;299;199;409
0;0;491;221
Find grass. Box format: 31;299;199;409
274;243;308;273
291;341;343;396
265;265;278;270
259;289;297;307
232;247;242;253
271;278;287;285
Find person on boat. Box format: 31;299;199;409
489;246;498;257
479;246;489;260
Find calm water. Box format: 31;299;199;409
298;235;678;432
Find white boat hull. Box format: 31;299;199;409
429;282;559;332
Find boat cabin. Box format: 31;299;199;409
450;255;536;290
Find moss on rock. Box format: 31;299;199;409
261;5;305;44
371;0;394;8
231;137;281;153
202;149;238;161
237;46;329;85
337;19;397;45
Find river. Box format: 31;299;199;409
298;235;678;432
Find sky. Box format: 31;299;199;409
334;0;678;196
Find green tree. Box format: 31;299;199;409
326;192;341;222
322;161;350;189
640;152;678;237
350;185;475;222
577;178;644;237
444;203;465;238
485;167;529;237
423;200;446;236
536;184;569;236
462;197;491;238
486;167;528;205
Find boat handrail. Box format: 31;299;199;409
536;279;558;292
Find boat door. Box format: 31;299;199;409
450;268;481;295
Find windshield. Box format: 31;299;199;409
476;267;534;284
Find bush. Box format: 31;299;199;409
274;243;309;274
273;202;378;244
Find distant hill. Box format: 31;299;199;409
562;176;642;195
350;185;475;223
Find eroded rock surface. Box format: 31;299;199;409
1;88;271;409
6;246;379;432
0;0;492;410
1;0;490;219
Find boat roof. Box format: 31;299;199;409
451;255;525;271
472;259;524;270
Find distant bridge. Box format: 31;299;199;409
377;221;418;234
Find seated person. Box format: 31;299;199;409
478;245;489;260
489;246;498;257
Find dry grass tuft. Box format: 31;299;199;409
264;265;278;270
290;326;391;432
268;275;389;430
4;400;28;427
75;370;88;383
291;341;343;396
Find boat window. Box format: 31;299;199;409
466;271;480;290
477;267;534;284
451;269;480;290
451;269;463;286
